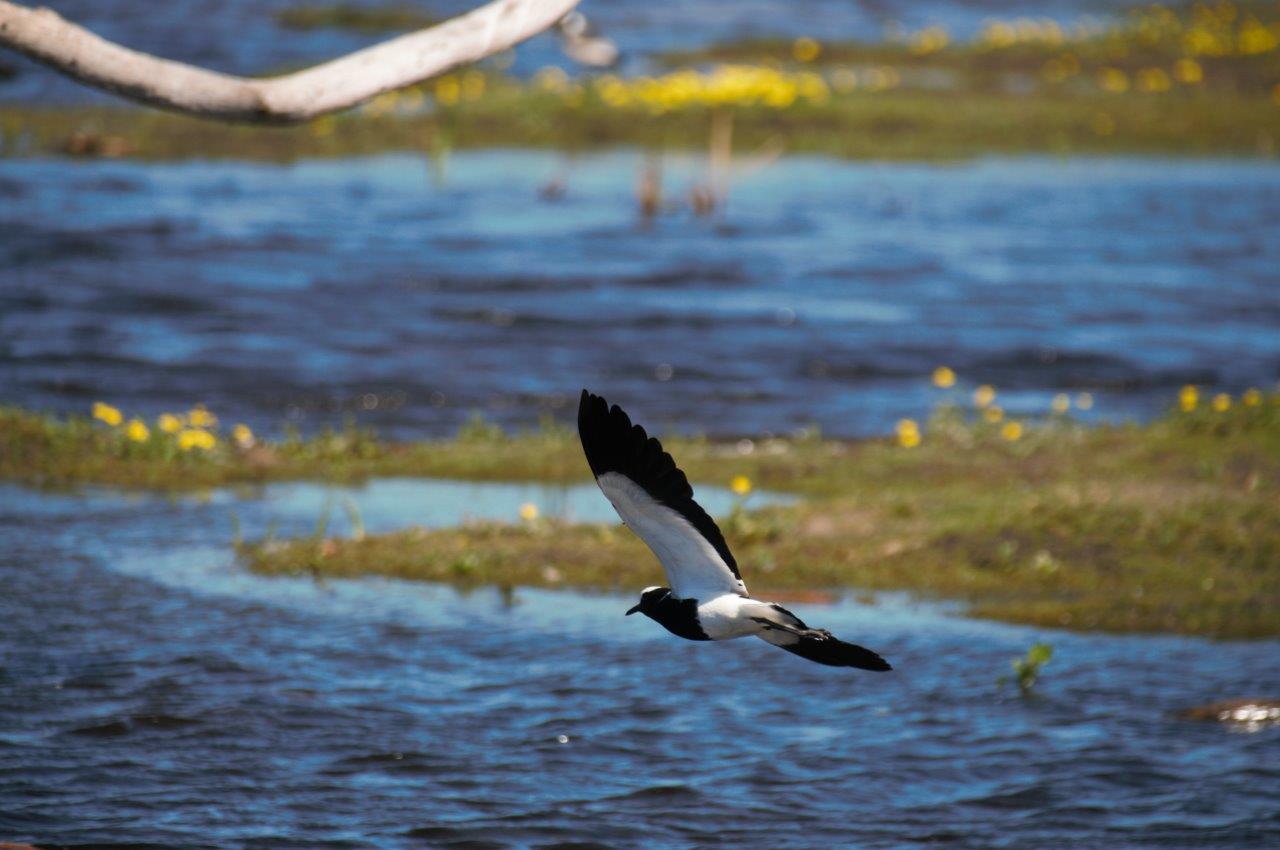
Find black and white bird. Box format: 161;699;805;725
577;390;892;671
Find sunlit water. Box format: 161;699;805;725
1;481;1277;848
3;152;1279;440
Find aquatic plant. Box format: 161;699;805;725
1003;642;1054;695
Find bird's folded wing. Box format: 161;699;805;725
578;390;746;598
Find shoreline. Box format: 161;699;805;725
7;396;1275;639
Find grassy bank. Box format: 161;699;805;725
2;4;1277;162
6;389;1279;637
0;405;591;492
4;88;1275;162
234;393;1280;639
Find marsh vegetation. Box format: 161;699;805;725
7;382;1277;639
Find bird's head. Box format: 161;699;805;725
626;586;671;617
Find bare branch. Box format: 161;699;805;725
0;0;581;124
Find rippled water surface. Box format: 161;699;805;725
3;152;1279;439
1;482;1278;848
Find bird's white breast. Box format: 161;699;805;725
696;594;773;641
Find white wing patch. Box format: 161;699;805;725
596;472;747;598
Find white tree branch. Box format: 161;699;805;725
0;0;581;124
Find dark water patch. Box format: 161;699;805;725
72;175;144;194
65;719;133;738
87;292;218;317
969;348;1220;391
0;175;26;198
403;825;508;848
819;257;947;283
0;289;51;312
324;751;454;777
797;357;917;381
964;783;1056;809
64;714;199;737
618;262;750;288
2;230;120;266
399;274;597;295
604;784;704;804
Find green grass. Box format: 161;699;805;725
0;407;591;491
10;394;1270;638
3;85;1275;162
233;396;1280;638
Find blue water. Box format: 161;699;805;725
1;480;1277;848
3;152;1279;439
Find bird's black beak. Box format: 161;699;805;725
625;603;641;616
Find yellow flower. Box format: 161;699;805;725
1136;67;1171;93
1051;393;1071;414
981;21;1016;48
187;406;218;428
1098;67;1129;93
232;423;254;448
730;475;752;496
792;37;821;63
1174;59;1203;85
1211;393;1231;412
92;402;123;427
435;75;461;105
157;413;183;434
1243;388;1262;407
973;385;996;408
910;25;950;55
983;405;1004;423
1179;385;1199;412
176;429;217;451
1239;19;1279;55
931;366;956;388
896;419;921;448
124;418;150;442
519;502;539;522
1075;393;1094;411
1001;421;1024;441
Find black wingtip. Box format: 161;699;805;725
779;636;893;671
850;644;893;672
574;388;742;580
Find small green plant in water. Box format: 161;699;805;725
1003;642;1054;695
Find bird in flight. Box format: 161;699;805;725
577;390;892;671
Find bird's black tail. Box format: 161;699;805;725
776;634;892;671
754;604;892;671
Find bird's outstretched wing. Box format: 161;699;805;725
577;389;747;598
